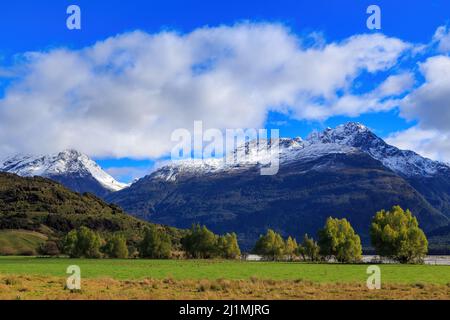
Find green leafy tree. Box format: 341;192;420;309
63;230;78;257
139;225;172;259
217;233;241;259
253;229;286;260
182;224;218;258
297;234;321;262
284;236;298;260
103;234;129;259
318;217;362;263
370;206;428;263
63;226;103;258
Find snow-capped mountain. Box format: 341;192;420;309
107;122;450;250
152;122;450;181
306;122;449;177
0;149;127;197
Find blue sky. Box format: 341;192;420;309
0;0;450;182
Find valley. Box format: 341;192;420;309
1;123;450;252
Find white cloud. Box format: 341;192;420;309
433;25;450;53
400;55;450;131
386;126;450;162
376;73;415;97
388;54;450;163
292;72;414;120
0;23;410;159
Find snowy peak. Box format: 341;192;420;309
151;121;450;181
306;122;371;145
0;149;127;192
308;122;449;177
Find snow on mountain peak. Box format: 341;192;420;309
307;122;449;177
151;121;450;181
0;149;127;192
306;122;370;145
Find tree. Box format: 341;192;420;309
103;234;129;259
38;241;60;256
370;205;428;263
284;236;298;261
297;234;320;262
139;225;172;259
217;233;241;259
253;229;285;260
62;226;103;258
318;217;362;263
182;224;218;258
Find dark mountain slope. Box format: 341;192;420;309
406;175;450;219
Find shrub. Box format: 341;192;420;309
18;249;36;256
0;246;16;256
38;241;61;256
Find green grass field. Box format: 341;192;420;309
0;231;47;256
0;257;449;285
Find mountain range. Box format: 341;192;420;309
106;122;450;250
2;122;450;251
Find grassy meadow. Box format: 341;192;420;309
0;257;448;299
0;257;449;283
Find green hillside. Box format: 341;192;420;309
0;172;185;255
0;230;48;255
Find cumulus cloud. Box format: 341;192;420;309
433;25;450;53
0;23;410;158
376;73;415;97
400;55;450;131
295;72;414;119
386;126;450;162
388;55;450;163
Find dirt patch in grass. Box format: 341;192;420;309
0;275;448;300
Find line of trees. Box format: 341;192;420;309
182;224;241;259
253;205;428;264
253;217;362;263
56;205;428;263
63;226;129;259
61;225;175;259
59;223;241;260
